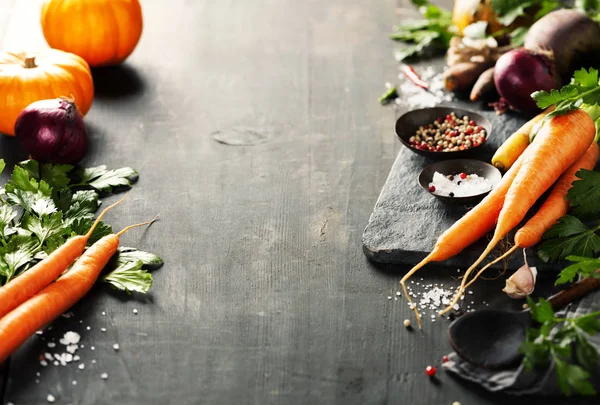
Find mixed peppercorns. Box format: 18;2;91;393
408;112;487;152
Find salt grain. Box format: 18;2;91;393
91;346;95;351
101;328;107;332
60;331;80;345
78;363;85;370
73;380;77;386
133;309;138;314
47;394;55;403
100;372;108;380
47;342;55;348
40;360;48;367
113;343;120;351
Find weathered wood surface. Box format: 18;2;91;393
0;0;594;404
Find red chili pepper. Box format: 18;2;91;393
402;65;429;90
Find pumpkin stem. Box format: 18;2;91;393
23;57;37;69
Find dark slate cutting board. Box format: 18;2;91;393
362;103;558;271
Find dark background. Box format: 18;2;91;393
0;0;595;404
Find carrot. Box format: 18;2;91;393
440;109;596;316
491;105;555;171
0;216;157;364
0;193;129;320
400;153;525;328
459;141;599;292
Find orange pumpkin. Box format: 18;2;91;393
0;50;94;136
41;0;143;67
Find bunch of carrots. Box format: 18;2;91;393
401;105;599;328
0;194;157;364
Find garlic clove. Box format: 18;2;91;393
502;249;538;299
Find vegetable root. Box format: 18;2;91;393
0;215;158;364
443;60;494;92
440;110;596;316
470;67;495;101
0;193;129;320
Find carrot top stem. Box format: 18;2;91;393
116;215;159;237
85;193;129;239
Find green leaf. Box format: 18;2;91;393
566;169;600;220
69;218;112;244
555;256;600;285
0;205;16;228
6;190;40;213
575;0;600;13
23;212;65;244
103;260;152;294
491;0;533;26
77;165;108;184
574;68;599;87
528;297;555;324
116;247;164;269
31;198;57;217
0;159;5;176
64;191;100;222
509;26;528;47
5;166;40;194
378;86;398;104
40;163;73;189
394;32;439;61
52;188;73;213
85;167;138;192
532;86;580;110
574;312;600;334
563;362;597;396
554;358;573;396
538;216;600;263
2;236;37;280
575;334;599;372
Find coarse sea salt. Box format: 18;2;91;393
429;172;492;197
393;65;453;109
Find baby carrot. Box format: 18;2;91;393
0;193;129;320
0;216;157;364
440;109;596;316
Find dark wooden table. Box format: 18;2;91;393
0;0;596;404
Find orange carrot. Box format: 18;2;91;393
440;110;596;315
400;153;525;328
459;141;599;292
0;216;157;364
0;193;129;320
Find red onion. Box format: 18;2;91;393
493;48;559;114
14;98;88;164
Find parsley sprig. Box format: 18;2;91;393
0;159;162;294
521;297;600;396
389;0;453;61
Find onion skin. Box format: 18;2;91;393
525;9;600;80
493;48;558;114
14;98;88;164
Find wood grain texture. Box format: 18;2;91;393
0;0;595;404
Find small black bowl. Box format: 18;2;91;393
418;159;502;204
395;106;492;159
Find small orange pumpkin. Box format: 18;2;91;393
0;50;94;136
41;0;143;67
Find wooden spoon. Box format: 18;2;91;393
448;276;600;369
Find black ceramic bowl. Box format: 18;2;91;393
396;106;492;159
418;159;502;204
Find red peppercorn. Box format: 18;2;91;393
451;131;458;137
473;142;480;147
429;185;436;192
459;146;465;151
460;172;467;179
465;128;473;135
476;126;483;133
437;117;443;124
425;366;437;377
436;145;442;151
442;355;449;363
469;120;476;126
445;114;452;121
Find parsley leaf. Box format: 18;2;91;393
23;212;65;245
69;218;112;245
378;86;398;104
115;247;164;269
566;169;600;220
538;215;600;262
77;166;138;192
528;297;554;323
555;256;600;285
531;68;600;115
40;163;73;189
492;0;534;26
103;260;153;294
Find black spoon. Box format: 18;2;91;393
448;276;600;370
